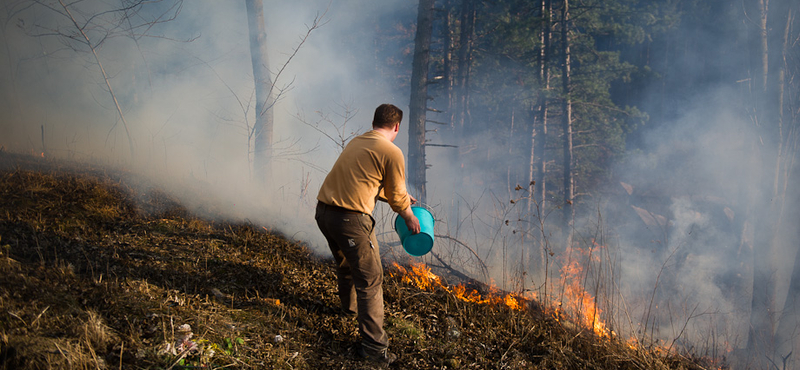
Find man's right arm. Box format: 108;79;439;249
382;146;412;212
397;206;421;234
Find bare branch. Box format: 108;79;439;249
293;101;361;153
57;0;134;157
259;7;329;117
16;0;191;160
433;234;490;281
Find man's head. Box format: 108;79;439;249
372;104;403;130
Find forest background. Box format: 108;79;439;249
1;0;799;368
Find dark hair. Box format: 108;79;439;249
372;104;403;129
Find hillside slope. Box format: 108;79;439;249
0;153;715;369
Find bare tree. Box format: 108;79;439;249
443;0;455;132
408;0;435;203
9;0;185;159
454;0;476;133
245;0;274;185
560;0;574;241
528;0;552;273
531;0;552;215
244;0;325;185
746;0;800;365
775;6;800;362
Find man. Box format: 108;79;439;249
315;103;421;366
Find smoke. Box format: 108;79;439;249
602;82;800;359
1;0;798;362
0;0;414;249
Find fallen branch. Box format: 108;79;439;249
430;251;474;283
434;234;489;281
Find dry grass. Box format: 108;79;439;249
0;152;721;369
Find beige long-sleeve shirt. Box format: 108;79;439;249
317;130;411;214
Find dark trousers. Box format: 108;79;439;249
315;202;388;351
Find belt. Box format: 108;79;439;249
319;202;363;215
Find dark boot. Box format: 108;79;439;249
357;345;397;368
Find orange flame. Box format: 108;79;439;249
504;294;523;311
392;242;611;338
394;262;441;290
391;262;524;311
557;241;609;338
391;244;725;365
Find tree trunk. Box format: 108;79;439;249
408;0;435;204
444;1;455;132
744;0;798;364
245;0;274;184
449;0;475;210
455;0;475;133
770;3;798;364
529;0;552;273
560;0;574;241
530;0;552;217
745;0;774;361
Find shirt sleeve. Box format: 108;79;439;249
383;148;411;213
376;186;389;203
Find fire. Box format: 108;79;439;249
452;284;488;304
557;241;610;338
391;243;724;367
559;261;608;337
391;262;525;311
504;294;523;311
394;262;441;290
626;337;640;351
391;241;611;339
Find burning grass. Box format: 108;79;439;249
0;152;720;369
390;262;527;311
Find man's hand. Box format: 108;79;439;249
409;194;418;205
398;206;421;234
